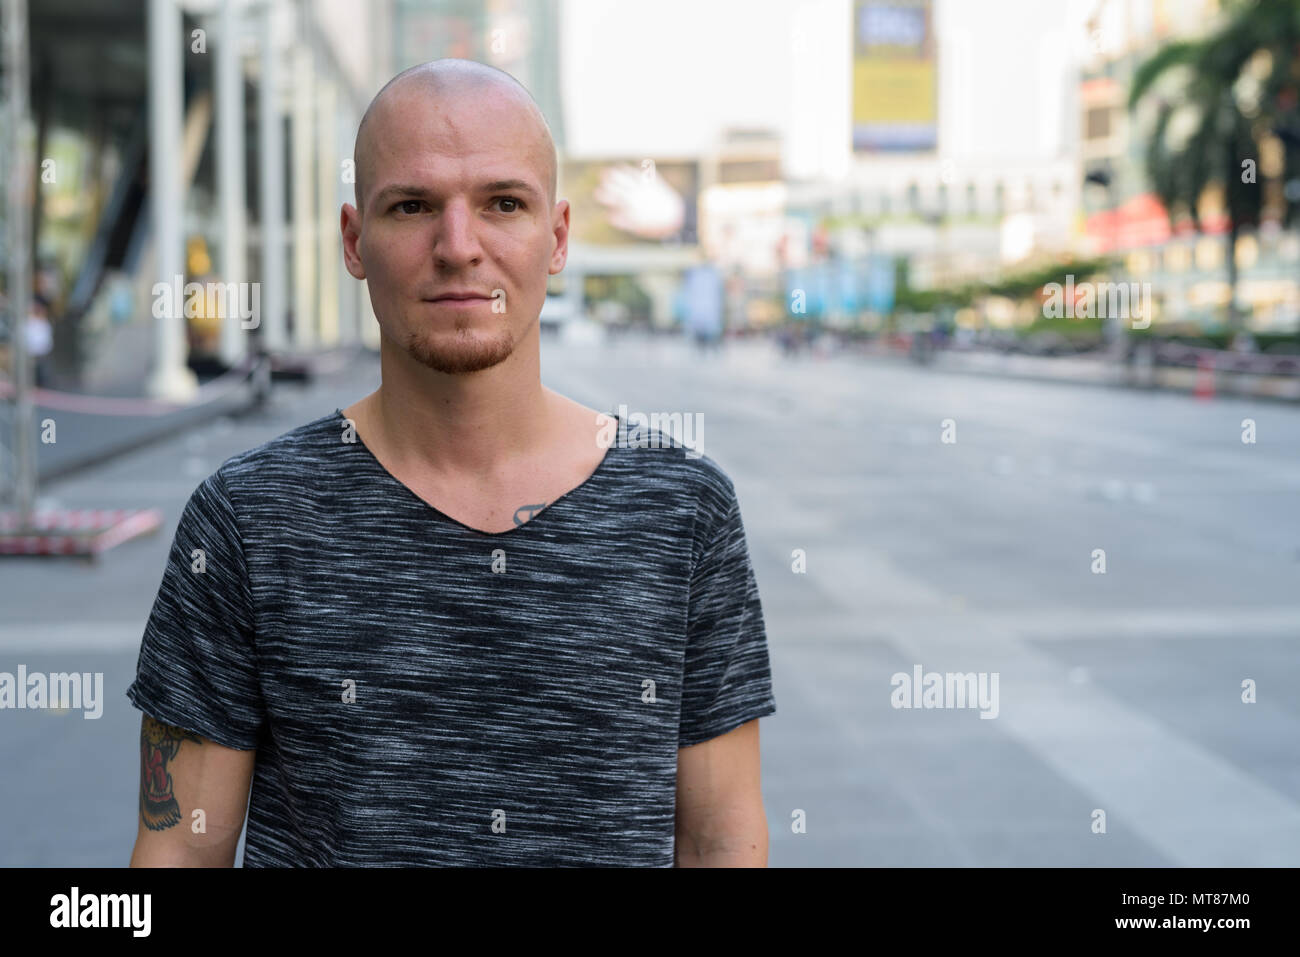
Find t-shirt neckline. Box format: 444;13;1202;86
333;407;621;538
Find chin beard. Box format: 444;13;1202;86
403;325;516;375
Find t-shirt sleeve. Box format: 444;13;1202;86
125;469;266;750
678;473;777;748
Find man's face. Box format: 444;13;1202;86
342;82;566;375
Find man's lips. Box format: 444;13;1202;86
424;297;492;309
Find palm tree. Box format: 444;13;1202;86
1247;2;1300;228
1128;0;1281;333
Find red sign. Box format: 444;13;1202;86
1084;192;1231;252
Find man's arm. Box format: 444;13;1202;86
674;718;769;867
129;714;256;867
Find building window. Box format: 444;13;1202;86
994;181;1005;214
1127;250;1153;274
966;182;977;216
1086;106;1111;140
907;182;919;215
1195;237;1223;270
1236;234;1259;270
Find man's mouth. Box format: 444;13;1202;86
426;292;493;302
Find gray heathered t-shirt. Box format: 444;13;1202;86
126;408;777;867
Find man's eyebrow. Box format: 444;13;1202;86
479;179;542;198
372;180;543;206
372;184;429;203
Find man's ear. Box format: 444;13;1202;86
341;203;366;280
547;199;570;276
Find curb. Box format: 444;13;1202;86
907;351;1300;404
6;346;367;488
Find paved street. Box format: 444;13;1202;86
2;328;1298;866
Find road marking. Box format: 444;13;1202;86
769;608;1300;642
886;628;1300;866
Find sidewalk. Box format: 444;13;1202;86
0;350;382;627
862;345;1300;402
0;345;366;487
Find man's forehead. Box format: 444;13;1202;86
365;130;548;196
357;77;553;201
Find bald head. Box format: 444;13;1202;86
353;58;557;216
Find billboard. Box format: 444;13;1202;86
852;0;937;152
560;158;698;247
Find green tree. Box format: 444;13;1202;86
1127;0;1288;331
1246;1;1300;227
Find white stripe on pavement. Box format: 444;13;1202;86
885;628;1300;867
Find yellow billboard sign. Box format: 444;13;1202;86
853;0;937;151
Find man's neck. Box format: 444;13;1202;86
358;339;558;480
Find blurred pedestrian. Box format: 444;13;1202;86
26;295;54;388
681;263;724;354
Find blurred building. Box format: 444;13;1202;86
698;128;786;329
1079;0;1300;332
11;0;382;399
779;0;1083;329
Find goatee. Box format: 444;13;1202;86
403;326;515;375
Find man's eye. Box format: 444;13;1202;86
394;200;424;214
494;196;524;213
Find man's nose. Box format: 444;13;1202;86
431;200;483;267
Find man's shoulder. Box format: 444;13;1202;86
207;409;347;497
611;420;739;519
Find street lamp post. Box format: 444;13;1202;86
1085;163;1127;366
3;0;35;523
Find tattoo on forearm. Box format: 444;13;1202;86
139;716;201;831
513;502;547;526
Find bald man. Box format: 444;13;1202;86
126;59;776;868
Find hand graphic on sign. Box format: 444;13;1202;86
593;163;686;240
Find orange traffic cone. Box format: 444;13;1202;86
1194;354;1215;400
